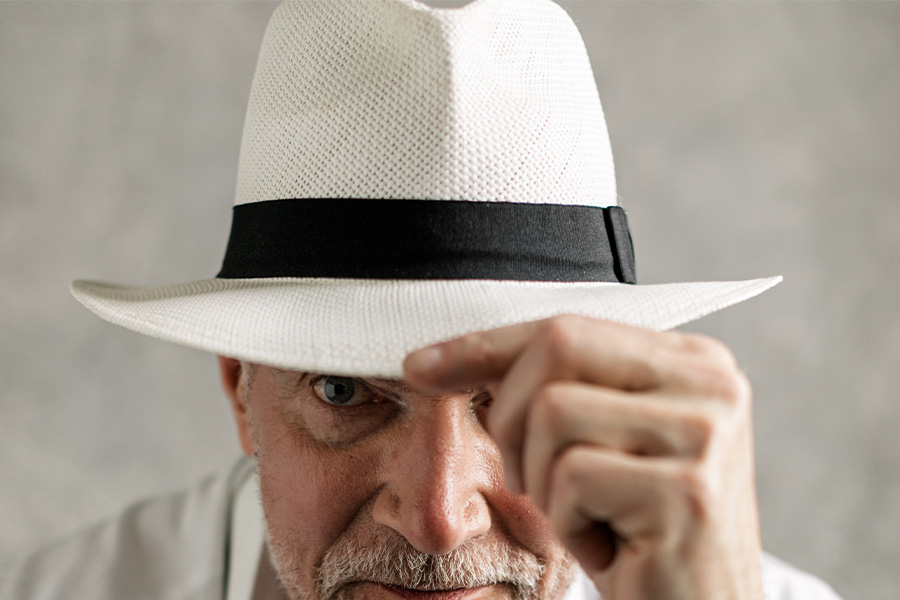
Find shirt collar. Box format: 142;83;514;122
226;464;265;600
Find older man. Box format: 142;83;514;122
2;1;841;599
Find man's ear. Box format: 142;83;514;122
218;356;254;457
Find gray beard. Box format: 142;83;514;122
265;520;552;600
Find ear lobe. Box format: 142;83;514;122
218;356;254;457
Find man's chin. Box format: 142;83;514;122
335;582;516;600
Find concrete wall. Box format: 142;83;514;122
1;2;898;598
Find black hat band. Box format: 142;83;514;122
217;198;636;283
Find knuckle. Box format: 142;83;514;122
668;464;715;523
644;342;670;374
624;342;667;391
681;333;736;366
537;315;584;359
695;362;751;408
730;368;752;405
715;367;751;407
549;444;589;492
676;410;717;453
459;333;501;372
529;384;570;438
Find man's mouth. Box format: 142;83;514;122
369;582;506;600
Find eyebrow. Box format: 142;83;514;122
270;370;419;394
368;378;486;397
368;378;415;394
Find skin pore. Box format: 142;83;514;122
219;358;577;600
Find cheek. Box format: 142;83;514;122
492;492;577;597
492;488;563;558
251;399;381;570
474;433;562;559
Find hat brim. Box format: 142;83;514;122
71;276;781;378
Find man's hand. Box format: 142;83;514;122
404;315;764;600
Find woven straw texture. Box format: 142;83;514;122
236;0;615;206
72;277;781;378
71;0;780;376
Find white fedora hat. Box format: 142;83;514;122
71;0;780;378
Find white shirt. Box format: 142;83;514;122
2;457;843;600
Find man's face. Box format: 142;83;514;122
222;360;577;600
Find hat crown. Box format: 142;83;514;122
236;0;617;207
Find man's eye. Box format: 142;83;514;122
312;376;371;406
472;390;493;409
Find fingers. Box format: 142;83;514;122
544;445;681;576
403;319;544;390
520;382;710;511
404;316;761;597
405;315;737;393
405;316;747;493
547;446;666;541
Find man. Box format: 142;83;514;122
1;0;842;599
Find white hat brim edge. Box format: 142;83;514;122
70;276;782;378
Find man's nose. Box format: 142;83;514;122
372;404;493;555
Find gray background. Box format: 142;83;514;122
1;1;898;598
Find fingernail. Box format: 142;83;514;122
405;345;444;374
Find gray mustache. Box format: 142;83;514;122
317;532;544;600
